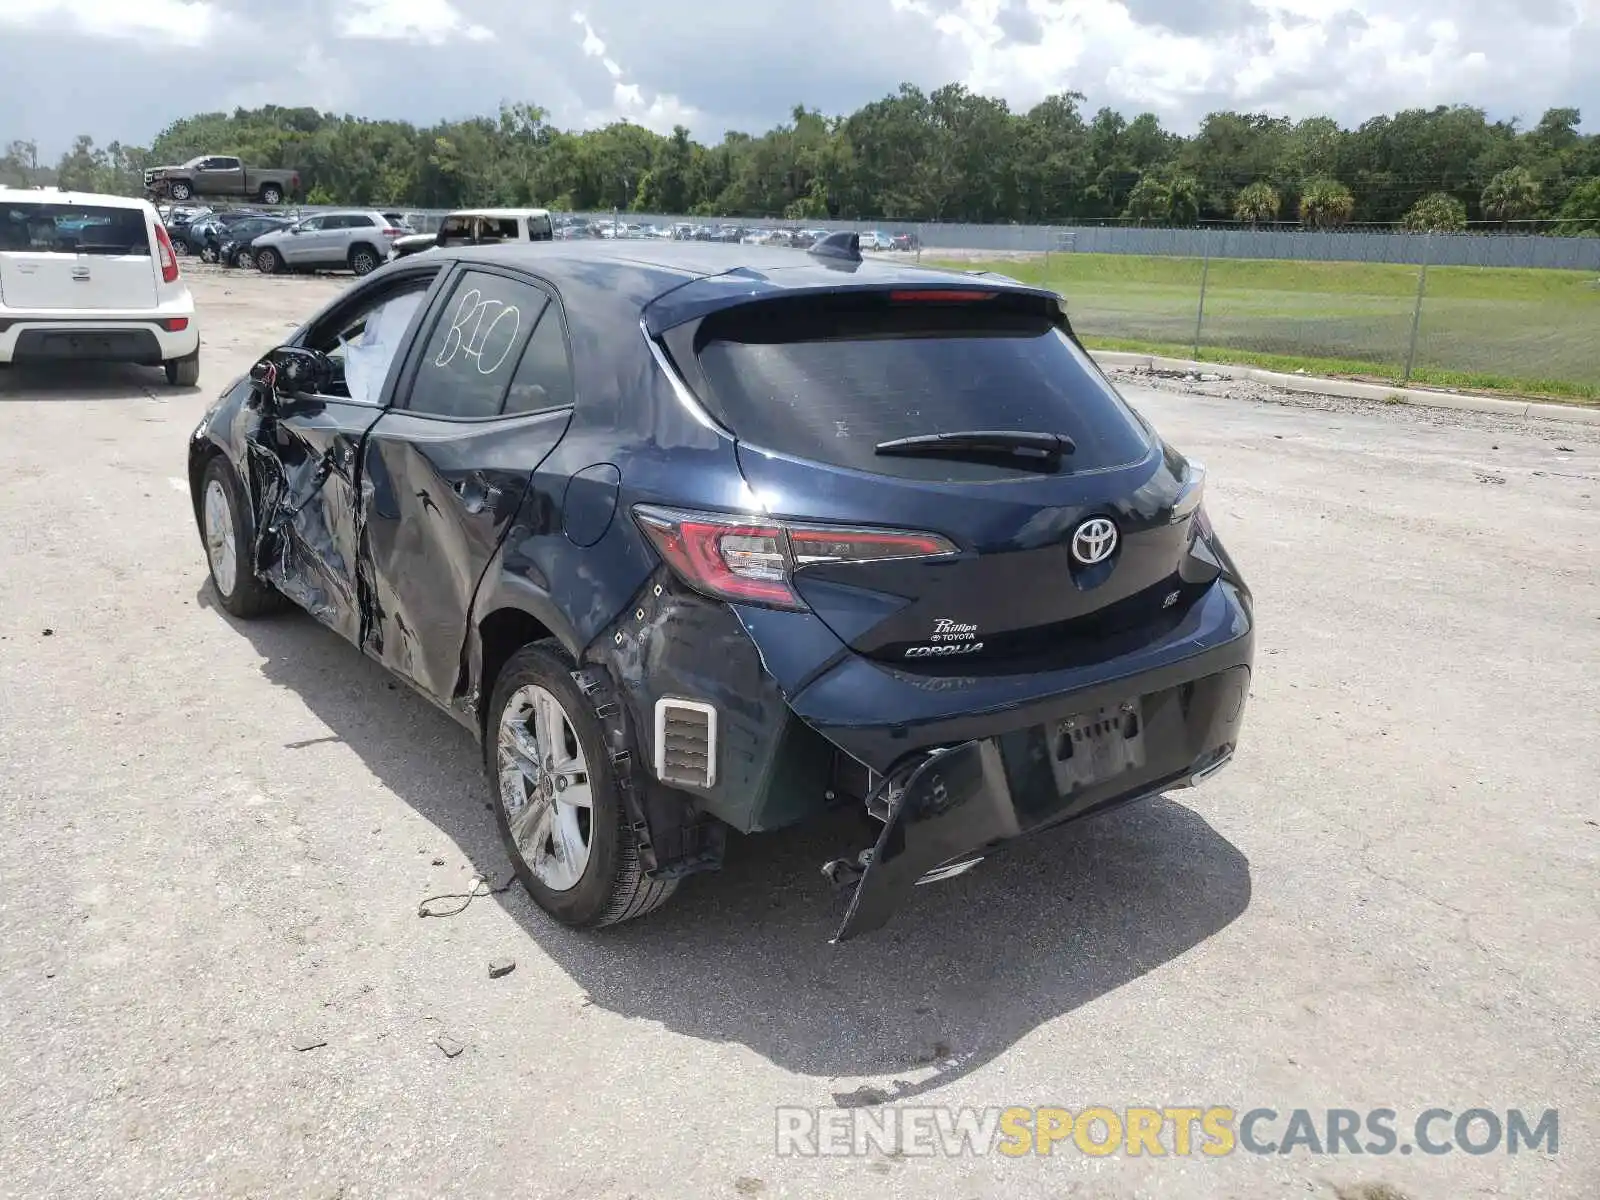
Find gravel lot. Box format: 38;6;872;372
1;266;1596;1200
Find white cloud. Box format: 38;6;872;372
910;0;1595;130
0;0;1594;158
567;10;701;133
0;0;219;44
338;0;492;42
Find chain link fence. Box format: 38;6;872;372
248;203;1599;396
977;230;1599;396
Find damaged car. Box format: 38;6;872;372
187;233;1253;942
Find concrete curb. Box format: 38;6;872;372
1088;351;1600;426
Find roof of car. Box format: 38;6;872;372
0;186;153;211
449;208;552;219
438;238;1021;297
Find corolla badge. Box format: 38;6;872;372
1071;517;1118;565
906;617;983;658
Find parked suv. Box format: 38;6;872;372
218;215;296;269
252;210;405;276
187;235;1252;942
1;187;200;384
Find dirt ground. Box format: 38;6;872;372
1;264;1596;1200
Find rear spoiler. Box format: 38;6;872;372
641;274;1062;337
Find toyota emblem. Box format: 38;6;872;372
1071;517;1118;565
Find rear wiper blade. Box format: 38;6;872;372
874;430;1076;462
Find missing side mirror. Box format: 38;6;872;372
250;346;331;401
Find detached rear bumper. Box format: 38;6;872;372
831;661;1250;941
788;580;1255;941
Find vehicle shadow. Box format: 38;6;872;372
0;362;196;399
203;588;1252;1097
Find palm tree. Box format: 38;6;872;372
1165;175;1201;225
1298;178;1355;229
1480;167;1540;231
1123;176;1169;226
1233;182;1280;229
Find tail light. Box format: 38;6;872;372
154;223;180;283
633;505;957;610
382;227;404;238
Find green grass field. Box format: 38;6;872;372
928;253;1600;402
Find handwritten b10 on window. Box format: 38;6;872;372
434;287;522;376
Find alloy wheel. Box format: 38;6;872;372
202;478;237;597
497;684;594;892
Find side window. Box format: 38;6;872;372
438;216;472;241
323;215;350;230
305;273;439;404
298;216;325;232
504;306;574;415
406;270;549;419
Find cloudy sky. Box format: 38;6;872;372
1;0;1595;156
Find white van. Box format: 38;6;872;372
0;188;201;385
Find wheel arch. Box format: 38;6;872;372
467;572;585;742
187;434;230;532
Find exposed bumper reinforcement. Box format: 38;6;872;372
826;664;1250;943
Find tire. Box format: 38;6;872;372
168;181;194;202
232;247;255;270
198;455;282;619
164;349;199;387
348;244;380;276
256;247;282;274
259;184;283;205
199;243;218;264
485;642;678;929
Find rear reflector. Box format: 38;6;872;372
162;317;189;332
654;698;718;788
633;504;957;610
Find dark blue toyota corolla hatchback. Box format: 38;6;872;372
188;233;1253;941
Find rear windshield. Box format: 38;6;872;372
692;293;1152;479
0;202;151;257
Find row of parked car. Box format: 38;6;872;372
551;216;921;251
160;204;425;275
157;203;923;278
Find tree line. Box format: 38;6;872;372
4;85;1599;234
